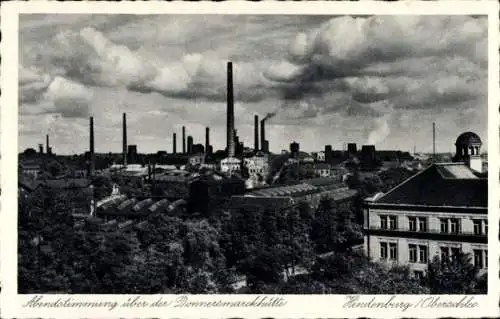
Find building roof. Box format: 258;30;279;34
456;131;482;146
372;163;487;208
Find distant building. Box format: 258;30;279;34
127;145;138;164
363;132;487;278
360;145;377;170
313;163;333;178
220;157;241;175
192;144;205;154
20;162;41;179
231;178;357;211
243;154;269;178
188;154;205;167
188;172;246;214
317;151;326;162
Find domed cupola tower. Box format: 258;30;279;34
452;132;482;172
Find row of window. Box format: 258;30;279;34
379;215;487;235
379;242;488;269
409;244;428;263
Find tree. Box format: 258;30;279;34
426;253;481;294
378;167;414;193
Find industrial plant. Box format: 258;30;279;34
18;60;488;295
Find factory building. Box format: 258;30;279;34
360;145;378;170
231;178;357;211
363;132;488;278
220;157;242;175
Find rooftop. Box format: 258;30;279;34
371;163;487;208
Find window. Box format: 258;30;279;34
414;271;424;281
380;215;388;229
409;217;417;231
473;219;482;235
409;244;417;263
419;245;428;263
451;247;460;259
450;218;460;234
440;247;449;260
485;250;488;269
440;219;449;233
418;217;427;232
389;243;397;260
484;220;488;235
473;249;483;268
380;242;388;259
388;216;397;230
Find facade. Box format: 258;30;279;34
313;163;333;178
20;163;41;179
243;155;269;177
317;151;326;162
220;157;241;175
363;134;487;277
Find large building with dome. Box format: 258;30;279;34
363;132;488;278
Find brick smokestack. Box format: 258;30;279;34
260;119;265;152
123;113;127;166
254;115;259;151
89;116;95;175
46;134;50;155
182;126;186;154
226;61;235;157
205;127;210;154
173;133;177;154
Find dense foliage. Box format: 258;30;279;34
18;184;487;294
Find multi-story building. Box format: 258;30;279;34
363;132;488;278
243;154;269;177
220;157;241;175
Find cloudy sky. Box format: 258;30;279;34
19;14;488;155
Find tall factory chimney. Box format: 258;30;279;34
205;127;210;155
432;122;436;162
254;115;259;151
226;61;235;157
123;113;127;166
260;119;265;152
46;134;50;155
89;116;95;176
173;133;177;154
182;126;186;154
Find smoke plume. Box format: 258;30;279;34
263;112;276;121
367;114;391;146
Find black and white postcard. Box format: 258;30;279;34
1;1;499;318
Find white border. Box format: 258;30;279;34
1;1;499;318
